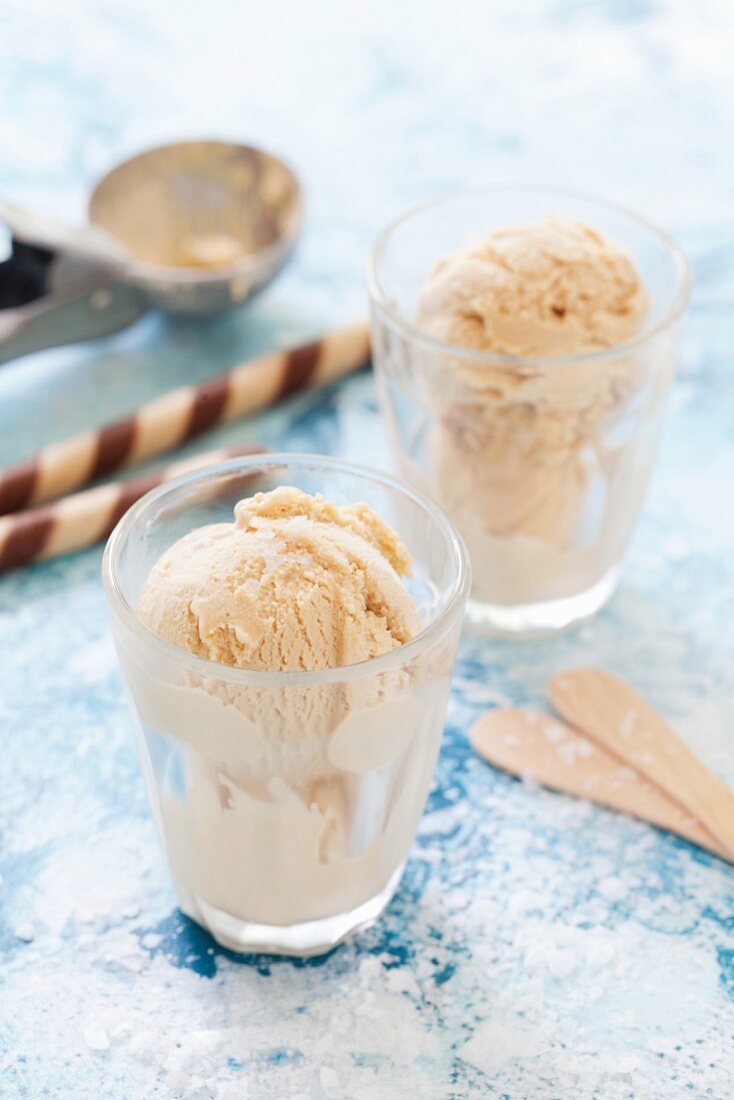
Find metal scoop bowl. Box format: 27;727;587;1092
0;139;303;362
89;139;303;315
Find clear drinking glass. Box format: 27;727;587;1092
367;187;690;634
103;454;469;956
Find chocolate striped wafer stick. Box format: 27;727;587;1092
0;444;264;572
0;320;370;516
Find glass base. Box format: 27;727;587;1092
178;863;406;958
464;564;621;638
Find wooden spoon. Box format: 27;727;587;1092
549;668;734;861
471;708;728;860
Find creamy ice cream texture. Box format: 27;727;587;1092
416;214;648;357
126;488;450;938
136;485;420;672
412;215;658;606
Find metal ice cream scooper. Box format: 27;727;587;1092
0;139;303;364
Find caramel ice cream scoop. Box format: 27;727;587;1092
417;214;648;357
413;215;654;606
136;486;419;672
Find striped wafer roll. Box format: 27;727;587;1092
0;320;370;516
0;444;264;572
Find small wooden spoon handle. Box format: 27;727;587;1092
550;669;734;861
471;708;728;861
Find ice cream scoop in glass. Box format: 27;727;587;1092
367;187;690;635
103;455;469;956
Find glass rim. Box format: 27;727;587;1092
365;184;691;368
102;452;471;687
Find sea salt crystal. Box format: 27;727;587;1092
647;1033;677;1056
320;1066;343;1099
119;953;145;973
216;1084;248;1100
547;947;577;978
543;723;565;744
557;739;595;765
385;968;420;997
128;1032;157;1065
661;536;690;562
14;922;34;942
620;709;637;738
598;877;628;902
358;956;381;986
122;903;140;919
84;1023;110;1051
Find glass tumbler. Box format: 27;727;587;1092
103;454;469;956
367;187;690;635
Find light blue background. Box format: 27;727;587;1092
1;2;733;1097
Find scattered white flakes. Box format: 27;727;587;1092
505;890;545;916
557;738;596;765
385;968;420;997
127;1032;157;1066
215;1084;248;1100
141;932;161;950
520;772;540;792
620;709;637;738
358;956;382;987
319;1065;343;1099
118;952;145;973
84;1023;110;1052
524;941;577;979
598;877;628;902
661;535;690;562
547;947;578;979
14;922;34;942
454;680;510;707
122;903;140;919
542;722;565;744
460;1017;544;1077
647;1033;678;1056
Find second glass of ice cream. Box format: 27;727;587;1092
103;455;469;956
367;187;690;634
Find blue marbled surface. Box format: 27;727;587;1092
2;2;734;1097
